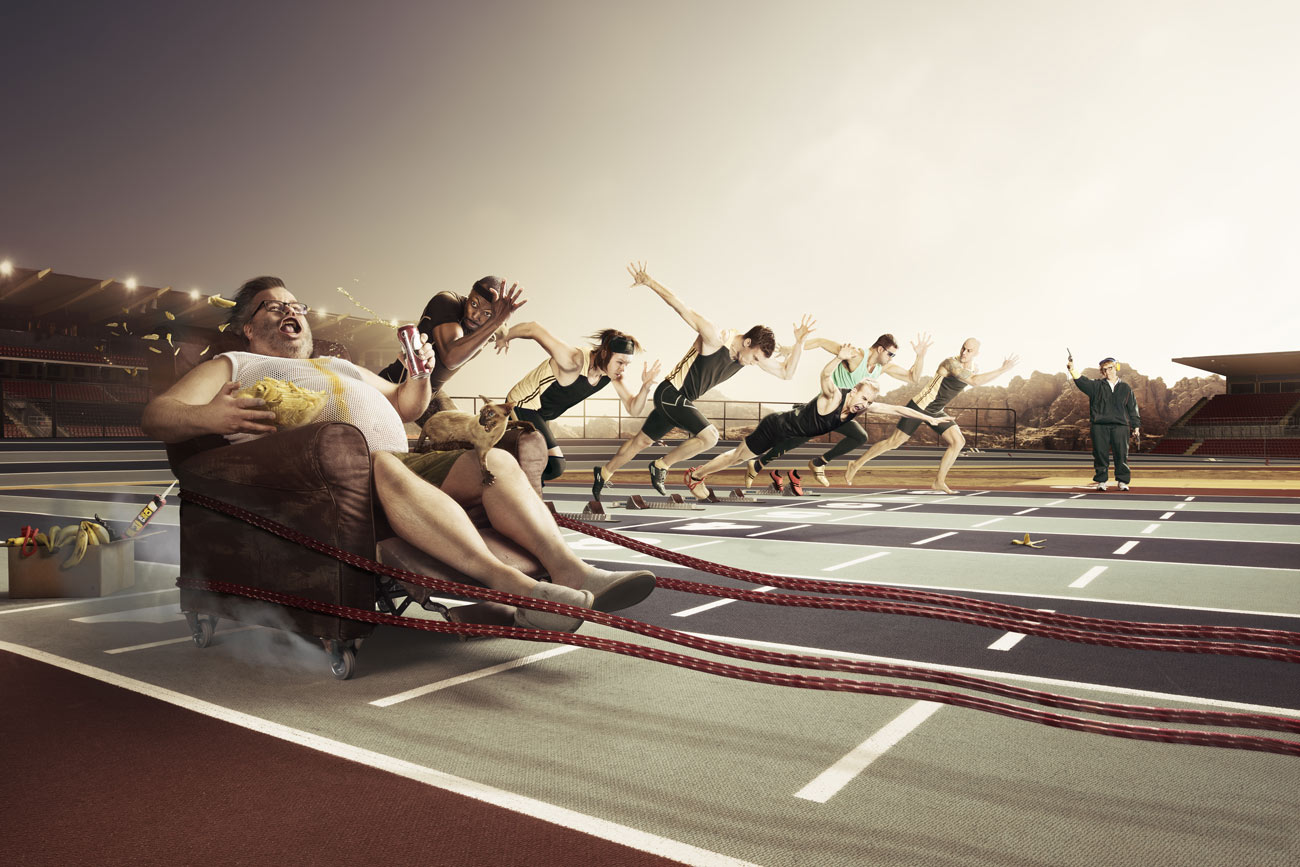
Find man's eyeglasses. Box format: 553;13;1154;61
253;300;310;317
884;349;897;359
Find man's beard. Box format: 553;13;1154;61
251;317;312;358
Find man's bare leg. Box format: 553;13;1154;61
375;452;600;629
845;429;910;485
441;450;656;608
599;430;653;482
657;425;719;471
372;451;537;595
442;451;608;586
684;442;755;499
931;426;966;494
693;442;752;481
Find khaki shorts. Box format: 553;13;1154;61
393;449;470;488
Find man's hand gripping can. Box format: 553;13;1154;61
398;324;430;379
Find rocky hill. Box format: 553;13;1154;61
870;366;1224;450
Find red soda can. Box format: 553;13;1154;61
397;324;430;379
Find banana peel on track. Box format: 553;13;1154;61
1012;533;1046;549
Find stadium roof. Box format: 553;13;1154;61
1172;351;1300;377
0;265;397;354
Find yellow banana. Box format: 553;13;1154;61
207;294;237;308
87;522;111;545
63;527;89;568
54;524;80;549
81;522;100;546
34;531;50;551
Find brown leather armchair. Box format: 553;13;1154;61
158;338;549;679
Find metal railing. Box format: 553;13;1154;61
453;395;1018;449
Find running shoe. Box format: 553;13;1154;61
789;470;804;496
744;459;760;488
1092;482;1108;491
808;459;829;487
684;467;710;500
648;460;668;496
769;469;785;493
592;466;606;500
1118;483;1130;491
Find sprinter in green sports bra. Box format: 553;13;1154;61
744;332;932;489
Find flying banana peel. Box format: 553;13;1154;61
236;377;327;428
207;294;237;308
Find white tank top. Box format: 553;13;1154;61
218;352;409;453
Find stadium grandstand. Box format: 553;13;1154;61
0;265;398;439
1152;351;1300;461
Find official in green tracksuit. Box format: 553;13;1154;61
1068;356;1141;491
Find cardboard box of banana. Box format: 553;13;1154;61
6;520;135;598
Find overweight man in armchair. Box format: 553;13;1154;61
142;276;655;632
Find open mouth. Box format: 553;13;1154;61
279;317;302;336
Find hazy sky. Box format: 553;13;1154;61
4;0;1298;401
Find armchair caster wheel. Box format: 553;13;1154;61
186;612;217;648
325;640;357;680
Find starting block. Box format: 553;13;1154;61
546;499;619;523
704;488;759;503
623;494;704;511
766;481;813;497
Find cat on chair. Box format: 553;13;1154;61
416;396;534;486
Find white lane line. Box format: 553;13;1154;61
1069;566;1108;589
746;524;810;537
1044;499;1065;506
631;538;725;559
0;641;753;867
1173;503;1187;510
672;586;775;618
912;532;956;546
0;588;174;616
372;646;582;707
963;491;988;497
822;552;891;572
674;540;726;551
1114;540;1140;555
827;512;873;523
1070;493;1086;499
888;504;921;511
1185;496;1196;501
1013;508;1038;516
688;632;1300;716
971;518;1003;528
1159;512;1174;520
1140;524;1160;534
794;701;943;803
987;609;1055;651
104;626;259;654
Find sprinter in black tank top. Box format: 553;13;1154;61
591;262;816;500
500;323;660;483
681;345;953;499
